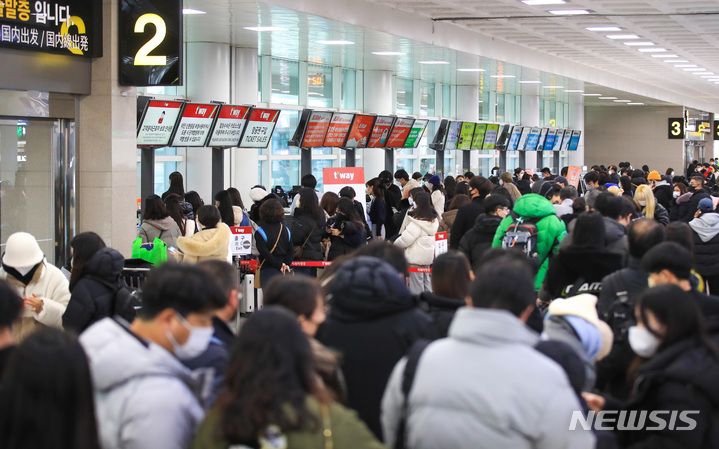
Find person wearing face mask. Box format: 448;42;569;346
688;198;719;295
682;175;711;222
449;176;494;250
0;232;70;341
670;181;691;222
458;195;511;273
427;175;445;215
79;264;226;449
648;170;674;213
176;205;231;264
365;178;387;240
583;171;600;193
633;184;669;226
583;284;719;449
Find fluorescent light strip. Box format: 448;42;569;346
623;42;654;46
598;97;618;100
522;0;566;5
586;26;622;32
638;48;667;52
614;100;632;102
549;9;590;15
371;51;406;56
491;75;516;78
607;34;639;39
651;54;678;58
457;68;486;72
564;89;585;93
668;60;689;63
627;103;644;105
182;8;206;14
518;80;542;83
419;60;450;64
316;40;354;45
583;93;602;96
543;85;564;89
243;26;288;31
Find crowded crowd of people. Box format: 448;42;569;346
1;161;719;449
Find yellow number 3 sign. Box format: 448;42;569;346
668;118;684;140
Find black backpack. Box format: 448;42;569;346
600;271;637;342
88;276;142;323
502;212;540;266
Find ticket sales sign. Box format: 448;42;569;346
0;0;101;57
170;103;219;147
239;108;280;149
137;100;183;146
207;105;250;147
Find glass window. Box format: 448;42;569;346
420;82;435;117
396;78;413;115
308;64;332;108
442;84;451;117
341;69;357;110
396;157;415;174
479;90;490;121
270;110;300;156
270;160;299;191
312;159;334;190
271;58;300;105
496;94;506;122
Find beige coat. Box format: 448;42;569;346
177;223;231;264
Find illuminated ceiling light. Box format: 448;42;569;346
522;0;566;5
419;60;450;64
371;51;406;56
614;100;632;102
182;8;206;14
606;34;639;39
543;85;564;89
668;59;689;63
457;68;486;72
490;75;516;78
623;41;654;46
651;54;678;58
549;9;590;15
627;103;645;105
243;26;288;31
598;96;618;99
518;80;542;83
583;93;602;96
637;48;667;53
586;26;622;31
675;64;698;68
564;89;585;93
316;40;355;45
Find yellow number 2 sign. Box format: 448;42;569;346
668;118;684;140
134;14;167;66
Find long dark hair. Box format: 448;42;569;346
296;187;322;218
432;251;472;301
448;193;471;211
167;171;185;197
143;195;169;221
411;192;437;221
336;198;362;228
69;232;106;291
444;176;456;200
620;176;633;196
218;307;322;442
0;328;101;449
571;211;606;251
320;192;339;217
184;191;204;217
215;190;235;226
164;193;187;236
227;187;245;209
366;177;385;201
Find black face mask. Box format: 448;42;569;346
688;185;697;192
2;260;42;286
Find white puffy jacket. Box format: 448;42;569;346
394;216;439;265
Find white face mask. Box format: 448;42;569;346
408;197;415;206
673;191;681;198
425;182;432;190
638;200;647;206
628;325;661;358
166;313;214;360
671;172;675;177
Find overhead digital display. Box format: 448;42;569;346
345;114;376;148
562;130;575;151
444;121;462;150
472;124;487;150
457;122;476;150
0;0;102;57
170;103;219;147
386;118;415;148
552;129;566;152
119;0;182;86
137;100;183;146
300;111;333;148
495;125;510;150
323;113;355;147
207;105;250;147
404;119;428;148
524;127;542;151
367;116;396;148
568;130;582;151
239;108;280;149
543;128;558;151
506;126;522;151
517;127;532;151
536;128;548;151
483;124;500;150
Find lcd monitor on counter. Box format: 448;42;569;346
483;124;501;150
323;113;355;147
386;118;415;148
170;103;220;147
506;126;522;151
137;100;184;147
524;127;542;151
494;124;510;150
543;128;558;151
457;122;476;150
404;120;429;148
238;108;281;149
300;111;333;148
429;119;449;151
367;116;396;148
552;129;566;152
536;128;548;152
567;130;581;151
517;126;532;151
444;121;462;150
472;124;487;150
345;114;376;148
208;105;251;148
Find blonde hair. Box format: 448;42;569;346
634;184;656;219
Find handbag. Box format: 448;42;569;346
131;237;167;266
294;230;313;259
255;224;284;289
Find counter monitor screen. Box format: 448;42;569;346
494;124;510;150
444;121;462;150
524;127;542;151
386;118;416;148
404;120;429;148
208;105;251;147
543;128;558;151
506;126;522;151
345;114;376;148
483;124;501;150
472;124;487;150
458;122;476;150
367;116;397;148
137;100;184;146
567;130;581;151
239;108;281;149
170;103;220;147
517;126;532;151
552;129;566;152
301;111;333;148
536;128;548;151
323;113;355;147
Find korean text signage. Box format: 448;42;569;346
435;232;448;257
230;227;253;256
239;109;280;149
345;114;375;148
367;116;395;148
0;0;101;56
404;120;428;148
324;113;354;147
457;122;476;150
301;111;332;148
472;124;487;150
119;0;182;86
386;118;415;148
137;100;183;146
668;118;685;139
170;103;219;147
208;105;250;147
483;124;499;150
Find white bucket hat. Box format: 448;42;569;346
2;232;44;269
548;293;614;361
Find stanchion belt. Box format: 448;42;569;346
239;259;432;272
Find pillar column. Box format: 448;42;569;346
456;85;479;174
231;47;260;199
568;92;585;168
76;0;137;256
521;81;541;172
363;71;393;177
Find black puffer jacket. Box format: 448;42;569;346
606;339;719;449
290;209;326;261
324;215;365;261
670;192;692;222
458;214;503;272
417;291;465;338
540;248;622;301
682;188;711;222
689;213;719;277
318;257;437;440
62;248;125;334
652;183;674;212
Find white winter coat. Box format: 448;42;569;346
81;318;205;449
394;216;439;265
431;190;445;215
0;260;70;341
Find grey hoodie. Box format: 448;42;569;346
139;216;182;251
80;318;204;449
689;213;719;242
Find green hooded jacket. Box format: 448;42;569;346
492;194;567;290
